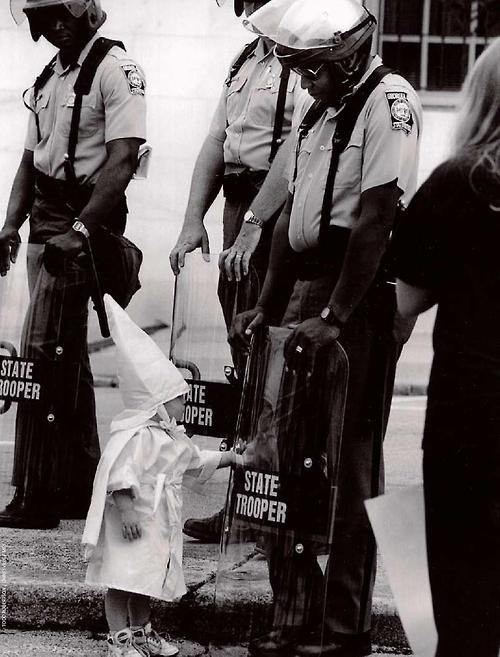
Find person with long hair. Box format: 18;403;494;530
394;38;500;657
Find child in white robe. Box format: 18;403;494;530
82;296;235;657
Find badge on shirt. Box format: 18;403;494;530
120;64;146;96
385;92;413;134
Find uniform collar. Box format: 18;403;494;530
353;54;383;93
254;37;275;63
54;31;101;75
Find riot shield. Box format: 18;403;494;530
0;243;100;523
211;326;349;655
170;252;259;450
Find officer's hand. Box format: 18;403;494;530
228;307;266;353
169;223;210;275
44;230;87;275
284;317;340;374
0;227;21;277
219;223;262;282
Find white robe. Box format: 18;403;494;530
82;414;221;601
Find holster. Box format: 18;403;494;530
34;171;127;235
223;169;268;202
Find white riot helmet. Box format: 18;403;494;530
10;0;106;41
247;0;376;62
246;0;376;101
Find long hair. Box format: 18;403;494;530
454;38;500;205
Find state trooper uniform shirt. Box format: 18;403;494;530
287;55;422;253
24;32;147;185
209;38;305;174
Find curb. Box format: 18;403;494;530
6;579;409;650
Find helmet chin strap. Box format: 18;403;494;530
327;45;371;105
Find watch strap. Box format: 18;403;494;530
72;220;90;240
244;210;264;229
321;305;345;329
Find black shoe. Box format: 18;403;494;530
183;509;224;543
0;506;59;530
293;631;371;657
249;628;301;656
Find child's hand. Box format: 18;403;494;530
120;508;142;541
242;440;257;467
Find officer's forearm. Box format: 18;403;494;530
327;183;400;322
78;138;141;235
250;138;293;222
328;224;389;321
4;150;35;231
183;134;225;227
257;197;296;323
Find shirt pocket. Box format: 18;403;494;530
248;74;296;129
57;91;100;139
225;76;247;125
333;126;364;189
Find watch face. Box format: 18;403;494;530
320;307;330;321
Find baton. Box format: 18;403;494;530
86;240;110;338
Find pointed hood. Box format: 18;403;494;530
104;295;189;419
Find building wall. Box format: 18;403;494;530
0;0;456;330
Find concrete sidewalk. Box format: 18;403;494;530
2;397;426;652
1;314;433;651
3;522;409;651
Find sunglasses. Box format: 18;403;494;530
291;62;325;80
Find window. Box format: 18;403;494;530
380;0;500;90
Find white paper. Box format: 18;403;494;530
365;485;437;657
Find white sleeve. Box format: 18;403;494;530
107;430;147;499
183;446;223;493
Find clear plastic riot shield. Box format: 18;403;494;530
0;243;100;524
170;252;259;451
210;326;349;656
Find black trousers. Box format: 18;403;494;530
267;275;399;635
11;178;126;518
424;441;500;657
12;246;99;518
217;192;280;379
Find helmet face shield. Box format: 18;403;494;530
247;0;376;61
11;0;90;25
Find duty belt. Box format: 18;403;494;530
34;171;94;214
223;169;268;201
292;225;350;282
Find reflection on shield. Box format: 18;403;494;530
211;326;349;654
170;253;258;449
0;243;97;518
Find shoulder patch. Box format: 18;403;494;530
120;64;146;96
385;91;413;134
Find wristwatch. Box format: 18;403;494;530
244;210;264;229
320;305;345;330
72;219;90;240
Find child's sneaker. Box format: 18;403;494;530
131;622;179;656
107;628;145;656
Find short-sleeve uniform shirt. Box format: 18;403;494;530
287;55;422;252
24;32;147;184
209;38;306;174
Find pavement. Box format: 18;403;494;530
0;312;434;654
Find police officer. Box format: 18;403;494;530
171;0;306;543
0;0;146;529
232;1;422;655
